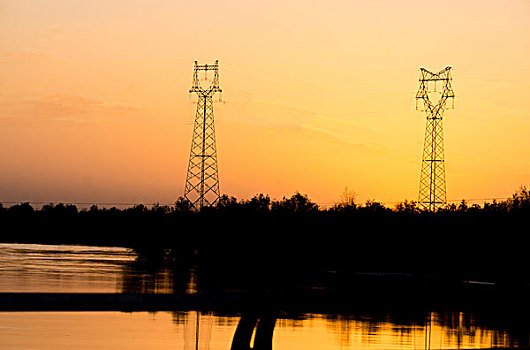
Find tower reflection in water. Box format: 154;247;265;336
0;244;526;349
170;310;522;350
119;253;527;350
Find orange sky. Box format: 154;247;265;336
1;0;529;206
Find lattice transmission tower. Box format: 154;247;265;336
184;60;222;210
415;66;455;211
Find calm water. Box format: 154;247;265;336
0;243;136;293
0;311;520;350
0;243;527;349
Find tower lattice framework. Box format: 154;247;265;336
184;60;222;210
415;66;455;211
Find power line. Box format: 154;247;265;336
0;201;176;206
0;197;514;208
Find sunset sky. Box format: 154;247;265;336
1;0;529;206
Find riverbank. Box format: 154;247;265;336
1;208;528;289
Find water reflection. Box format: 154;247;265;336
1;310;507;350
120;248;197;295
0;243;193;294
0;243;135;293
321;312;527;349
0;243;528;349
167;310;525;349
230;311;277;350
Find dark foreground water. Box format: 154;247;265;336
0;243;527;349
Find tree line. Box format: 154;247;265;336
0;187;528;290
2;186;528;216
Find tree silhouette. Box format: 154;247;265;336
174;196;193;212
7;202;34;215
458;199;468;212
395;200;418;214
272;192;318;213
244;194;271;212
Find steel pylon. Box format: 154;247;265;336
415;66;455;211
184;60;222;210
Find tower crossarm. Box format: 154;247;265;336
189;60;222;96
416;66;455;116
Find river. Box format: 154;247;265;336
0;243;527;349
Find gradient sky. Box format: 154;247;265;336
1;0;529;206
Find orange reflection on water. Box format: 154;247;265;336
0;311;514;350
0;312;237;350
0;243;136;293
275;313;509;350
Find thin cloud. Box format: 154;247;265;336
0;94;142;126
